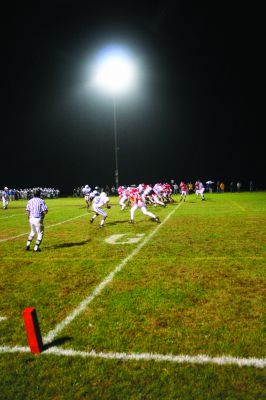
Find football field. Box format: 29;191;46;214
0;192;265;399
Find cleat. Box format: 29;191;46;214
154;217;160;223
34;248;42;252
90;218;94;223
25;246;30;251
129;219;134;224
99;224;104;228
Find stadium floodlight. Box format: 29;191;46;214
93;46;136;95
92;45;137;189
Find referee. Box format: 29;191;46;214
25;189;48;252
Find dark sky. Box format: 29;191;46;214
1;1;265;194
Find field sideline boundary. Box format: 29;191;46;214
43;203;182;345
0;345;265;368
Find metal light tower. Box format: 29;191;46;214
113;97;119;188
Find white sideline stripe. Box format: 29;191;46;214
0;213;88;243
43;203;182;345
0;346;265;368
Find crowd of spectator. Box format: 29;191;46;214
1;187;60;200
171;180;255;193
208;180;254;193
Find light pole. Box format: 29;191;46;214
92;45;136;189
113;96;119;188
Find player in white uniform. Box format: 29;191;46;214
2;187;9;209
151;191;166;207
90;192;110;227
153;183;163;197
195;180;205;200
89;187;100;203
129;189;159;224
82;185;91;207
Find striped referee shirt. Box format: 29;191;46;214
26;197;48;218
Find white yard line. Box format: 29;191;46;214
228;199;246;212
43;348;266;368
192;256;264;261
0;316;7;321
0;345;265;368
0;213;88;243
0;346;30;354
43;203;182;345
0;214;20;220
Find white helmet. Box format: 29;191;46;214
4;187;8;190
100;192;106;198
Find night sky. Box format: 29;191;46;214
2;1;265;194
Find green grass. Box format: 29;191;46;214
0;192;265;399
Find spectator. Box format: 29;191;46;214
249;180;254;191
220;182;225;193
105;185;110;196
173;183;178;194
237;181;242;192
230;181;235;192
2;187;9;209
188;182;193;194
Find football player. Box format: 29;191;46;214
90;192;111;228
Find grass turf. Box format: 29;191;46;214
0;192;265;399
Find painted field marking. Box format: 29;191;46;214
0;213;88;243
0;316;7;322
0;214;19;220
43;203;182;345
228;199;246;212
192;256;264;261
105;233;145;245
0;345;265;368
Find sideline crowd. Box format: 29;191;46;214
1;187;60;201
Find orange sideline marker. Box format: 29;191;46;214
22;307;43;354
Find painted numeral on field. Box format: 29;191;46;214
105;233;145;245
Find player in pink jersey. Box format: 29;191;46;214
129;190;159;224
118;186;130;211
179;181;188;201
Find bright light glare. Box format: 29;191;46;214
93;46;136;95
